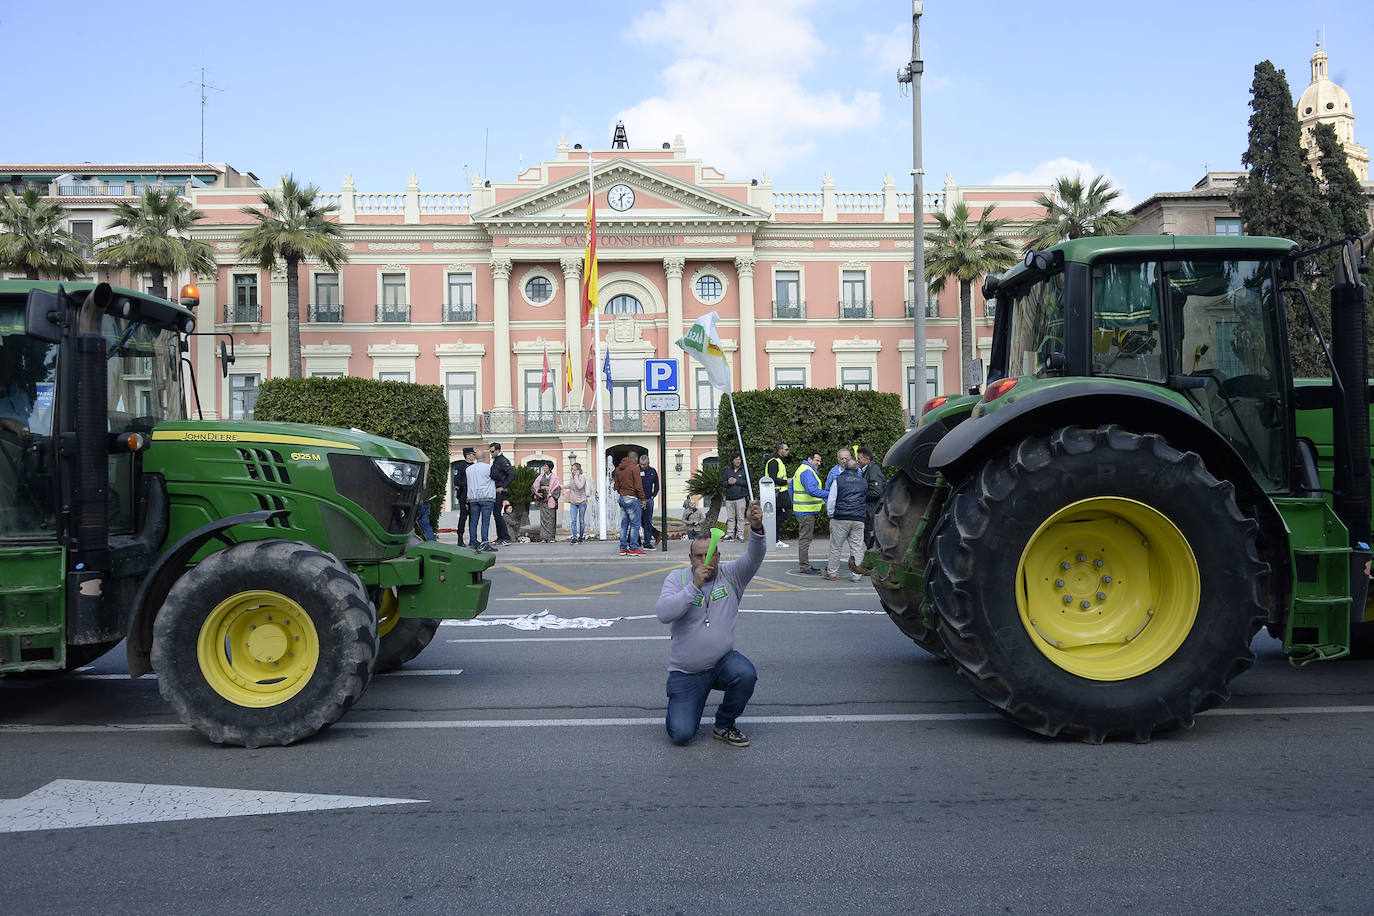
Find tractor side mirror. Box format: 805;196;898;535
219;341;235;379
24;288;64;343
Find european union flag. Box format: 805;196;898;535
602;348;612;393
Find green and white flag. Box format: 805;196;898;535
677;310;731;392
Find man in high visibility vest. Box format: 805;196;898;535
790;451;828;574
763;443;791;548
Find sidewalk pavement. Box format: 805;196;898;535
436;509;683;557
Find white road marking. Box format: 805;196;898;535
447;635;669;643
491;596;595;602
69;669;464;681
4;705;1373;737
0;779;424;834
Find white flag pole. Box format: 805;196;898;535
589;153;606;542
725;389;752;497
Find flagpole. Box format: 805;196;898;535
588;151;607;542
725;390;752;497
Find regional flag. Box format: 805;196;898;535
541;342;551;395
580;185;599;327
677;310;731;392
584;345;596;387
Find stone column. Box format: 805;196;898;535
735;256;758;391
561;256;583;405
268;265;288;379
491;257;513;410
664;257;685;404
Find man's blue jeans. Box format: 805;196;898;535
618;494;642;550
468;499;494;546
664;650;757;745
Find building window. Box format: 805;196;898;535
774;367;806;389
841;270;870;318
907;364;939;420
1214;217;1243;237
695;367;722;420
229;373;259;419
774;270;802;318
905;269;938;318
312;273;340;322
523;368;556;431
378;371;411;383
524;275;552;303
610;380;642;430
446;371;478;434
605;294;644;315
840;367;872;391
695;274;723;302
378;273;408;322
447;273;475;322
70;220;93;259
311;371;344;379
231;274;260;322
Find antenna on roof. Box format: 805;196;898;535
185;67;226;162
611;121;629;149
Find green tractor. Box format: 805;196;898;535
0;281;493;746
865;234;1372;742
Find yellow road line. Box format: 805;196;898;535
501;565;576;594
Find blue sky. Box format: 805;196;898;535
7;0;1370;208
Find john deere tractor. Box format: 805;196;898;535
865;234;1371;742
0;281;493;746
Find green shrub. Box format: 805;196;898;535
686;462;724;523
253;376;449;506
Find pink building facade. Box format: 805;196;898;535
185;137;1047;509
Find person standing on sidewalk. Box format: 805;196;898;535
488;442;514;546
656;501;766;747
534;459;561;543
464;451;498;552
613;453;646;556
763;443;791;548
824;458;867;581
566;462;589;544
639;453;660;549
856;446;885;549
723;454;748;541
824;447;853;491
450;448;475;547
790;451;827;575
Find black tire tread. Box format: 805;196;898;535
871;471;945;656
376;618;441;672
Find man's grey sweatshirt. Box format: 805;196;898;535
655;529;765;673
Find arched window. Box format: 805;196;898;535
524;276;552;303
605;294;644;315
695;275;723;302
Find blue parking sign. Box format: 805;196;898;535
644;358;678;393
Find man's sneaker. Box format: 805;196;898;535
496;539;512;546
713;725;750;747
481;543;498;553
775;541;789;548
629;548;647;556
850;573;864;582
619;549;629;556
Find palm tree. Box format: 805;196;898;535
237;175;348;378
0;187;89;280
97;189;216;300
925;202;1018;391
1024;174;1133;252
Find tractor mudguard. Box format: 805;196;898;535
125;509;287;677
884;413;968;486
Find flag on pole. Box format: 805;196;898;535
564;346;573;397
602;348;612;394
584;345;596;387
540;342;551;395
677;310;731;392
580;176;599;327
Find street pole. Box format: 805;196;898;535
899;2;927;417
659;411;668;552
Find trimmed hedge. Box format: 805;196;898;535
254;376;449;507
714;387;907;536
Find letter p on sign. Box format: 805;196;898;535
644;358;678;393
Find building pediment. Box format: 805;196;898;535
472;159;769;230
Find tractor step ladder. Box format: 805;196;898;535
1273;498;1352;666
0;545;66;670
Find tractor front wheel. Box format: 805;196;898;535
151;539;378;747
929;425;1266;743
870;471;945;656
374;586;441;672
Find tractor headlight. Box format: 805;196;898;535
371;457;423;487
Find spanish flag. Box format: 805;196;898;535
564;346;573;397
580;181;598;327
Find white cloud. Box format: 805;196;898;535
617;0;882;181
990;157;1134;208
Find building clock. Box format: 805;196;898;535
607;184;635;211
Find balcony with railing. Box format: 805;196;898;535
905;299;940;318
478;407;721;436
309;302;343;323
444;303;477;323
376;303;410;323
224;304;262;323
839;299;874;319
772;299;806;319
448;415;484;436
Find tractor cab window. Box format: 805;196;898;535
1005;272;1066;378
1091;261;1166;382
1;306;58;539
1169;258;1286;490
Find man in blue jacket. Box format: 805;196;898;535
790;451;828;574
639;453;660;549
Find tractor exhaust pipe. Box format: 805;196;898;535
71;284;113;613
1328;240;1370;618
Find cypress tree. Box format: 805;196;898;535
1312;121;1372;240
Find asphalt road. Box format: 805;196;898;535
3;540;1374;914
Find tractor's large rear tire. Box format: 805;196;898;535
929;425;1266;743
374;586;441;672
151;539;378;747
870;471;945;656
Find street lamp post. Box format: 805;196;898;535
898;2;926;417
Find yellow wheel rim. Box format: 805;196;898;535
1016;497;1200;681
375;587;401;638
196;590;319;707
